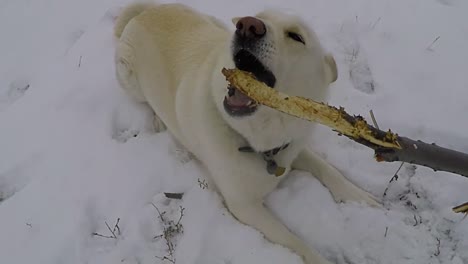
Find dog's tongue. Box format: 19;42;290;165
227;90;252;107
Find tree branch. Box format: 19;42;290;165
222;68;468;178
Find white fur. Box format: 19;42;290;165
114;3;379;263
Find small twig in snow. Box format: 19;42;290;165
155;256;175;264
369;110;379;129
92;218;121;239
112;218;121;236
371;110;406;199
152;204;185;264
92;232;115;239
151;203;166;222
370;17;382;30
176;206;185;226
78;56;82;68
198;178;208;189
384;226;388;237
412;214;422;226
434;237;441;256
427;36;441;51
383;162;405;197
393;163;405;179
105;221;117;239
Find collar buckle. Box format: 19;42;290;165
238;143;290;177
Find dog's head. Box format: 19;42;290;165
211;9;338;151
223;9;338;117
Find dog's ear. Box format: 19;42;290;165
324;54;338;84
231;17;241;26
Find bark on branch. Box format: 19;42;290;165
221;68;468;178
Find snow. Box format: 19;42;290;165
1;0;467;263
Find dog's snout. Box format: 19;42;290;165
236;16;266;38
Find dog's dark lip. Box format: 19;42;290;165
233;49;276;88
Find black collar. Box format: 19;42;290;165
238;143;290;176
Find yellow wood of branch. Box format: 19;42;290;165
222;68;401;150
453;202;468;214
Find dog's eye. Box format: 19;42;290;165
287;32;305;44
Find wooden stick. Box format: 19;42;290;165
222;68;468;178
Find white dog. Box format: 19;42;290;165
114;3;379;263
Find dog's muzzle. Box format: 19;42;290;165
224;17;276;117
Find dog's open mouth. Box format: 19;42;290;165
224;50;276;117
224;85;258;116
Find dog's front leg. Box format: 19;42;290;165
292;149;381;207
206;150;332;264
224;198;332;264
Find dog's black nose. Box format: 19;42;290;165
236;16;266;38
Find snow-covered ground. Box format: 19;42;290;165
1;0;468;263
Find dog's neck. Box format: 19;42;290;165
238;142;290;176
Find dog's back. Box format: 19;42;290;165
115;3;229;87
114;3;231;146
114;2;153;39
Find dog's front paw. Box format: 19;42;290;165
331;184;381;208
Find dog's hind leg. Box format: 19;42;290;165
226;200;332;264
115;41;166;133
152;114;167;132
292;149;380;207
115;41;145;102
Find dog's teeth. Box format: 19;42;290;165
247;101;257;108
